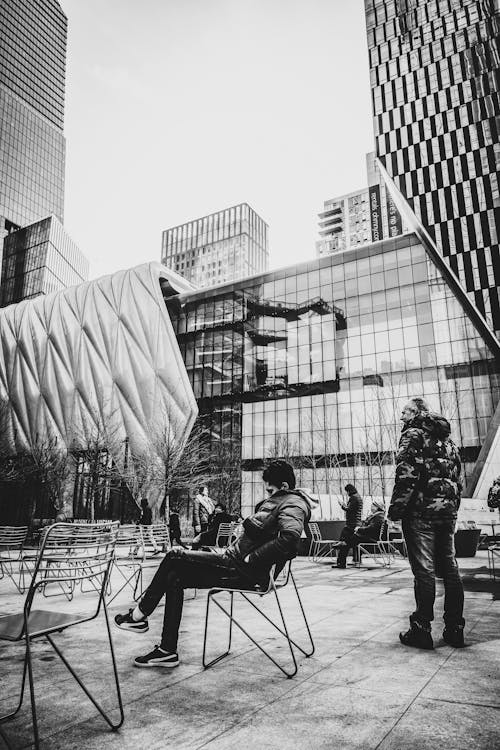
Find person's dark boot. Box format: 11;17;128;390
443;624;465;648
399;618;433;650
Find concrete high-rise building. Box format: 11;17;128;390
0;0;87;304
316;153;407;257
161;203;269;288
316;189;371;256
365;0;500;334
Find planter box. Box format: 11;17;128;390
454;528;481;558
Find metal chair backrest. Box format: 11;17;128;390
215;522;237;547
0;525;28;552
115;524;143;557
308;522;321;541
28;522;119;607
138;522;169;555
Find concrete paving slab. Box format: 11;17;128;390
1;552;499;749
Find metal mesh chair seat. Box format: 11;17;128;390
202;560;315;678
0;522;123;749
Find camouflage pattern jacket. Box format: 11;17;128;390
388;412;462;522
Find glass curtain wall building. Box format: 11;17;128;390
166;233;500;518
365;0;500;335
0;215;89;305
161;203;269;288
0;0;66;237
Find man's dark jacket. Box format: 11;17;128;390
343;489;363;529
226;489;317;581
388;412;462;522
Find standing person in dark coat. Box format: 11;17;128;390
335;498;385;568
334;484;363;567
389;397;464;650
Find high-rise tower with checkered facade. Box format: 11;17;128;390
365;0;500;335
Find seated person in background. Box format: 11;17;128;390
335;498;385;569
169;509;188;549
191;503;234;549
115;460;317;669
338;484;363;564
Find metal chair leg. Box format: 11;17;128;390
203;575;314;679
203;591;233;668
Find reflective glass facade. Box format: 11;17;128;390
365;0;500;334
161;203;269;288
166;233;500;517
0;215;88;305
0;0;67;282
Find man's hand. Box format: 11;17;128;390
244;554;251;563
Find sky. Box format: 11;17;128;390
59;0;374;280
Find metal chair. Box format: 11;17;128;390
202;560;315;679
308;521;342;562
488;544;500;581
214;521;239;548
106;524;145;605
356;519;392;568
387;520;408;559
138;522;169;558
0;526;28;593
0;522;123;750
19;523;80;599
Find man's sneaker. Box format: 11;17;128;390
134;646;179;668
399;621;434;650
443;625;465;648
114;608;149;633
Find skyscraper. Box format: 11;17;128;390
316;153;407;257
0;0;87;303
161;203;269;288
365;0;500;334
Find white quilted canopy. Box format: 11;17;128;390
0;262;198;493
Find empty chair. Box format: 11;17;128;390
0;522;123;749
308;522;342;562
106;524;145;605
0;526;28;593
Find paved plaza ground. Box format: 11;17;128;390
0;549;499;749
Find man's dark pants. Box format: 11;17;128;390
402;516;464;627
138;549;251;653
336;526;361;565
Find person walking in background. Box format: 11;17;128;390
115;460;317;669
389;397;465;650
192;485;215;535
137;497;159;555
334;498;385;569
335;484;363;567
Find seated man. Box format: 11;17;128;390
191;502;234;549
335;498;385;569
115;460;316;668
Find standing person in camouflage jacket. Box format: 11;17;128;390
388;397;465;650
